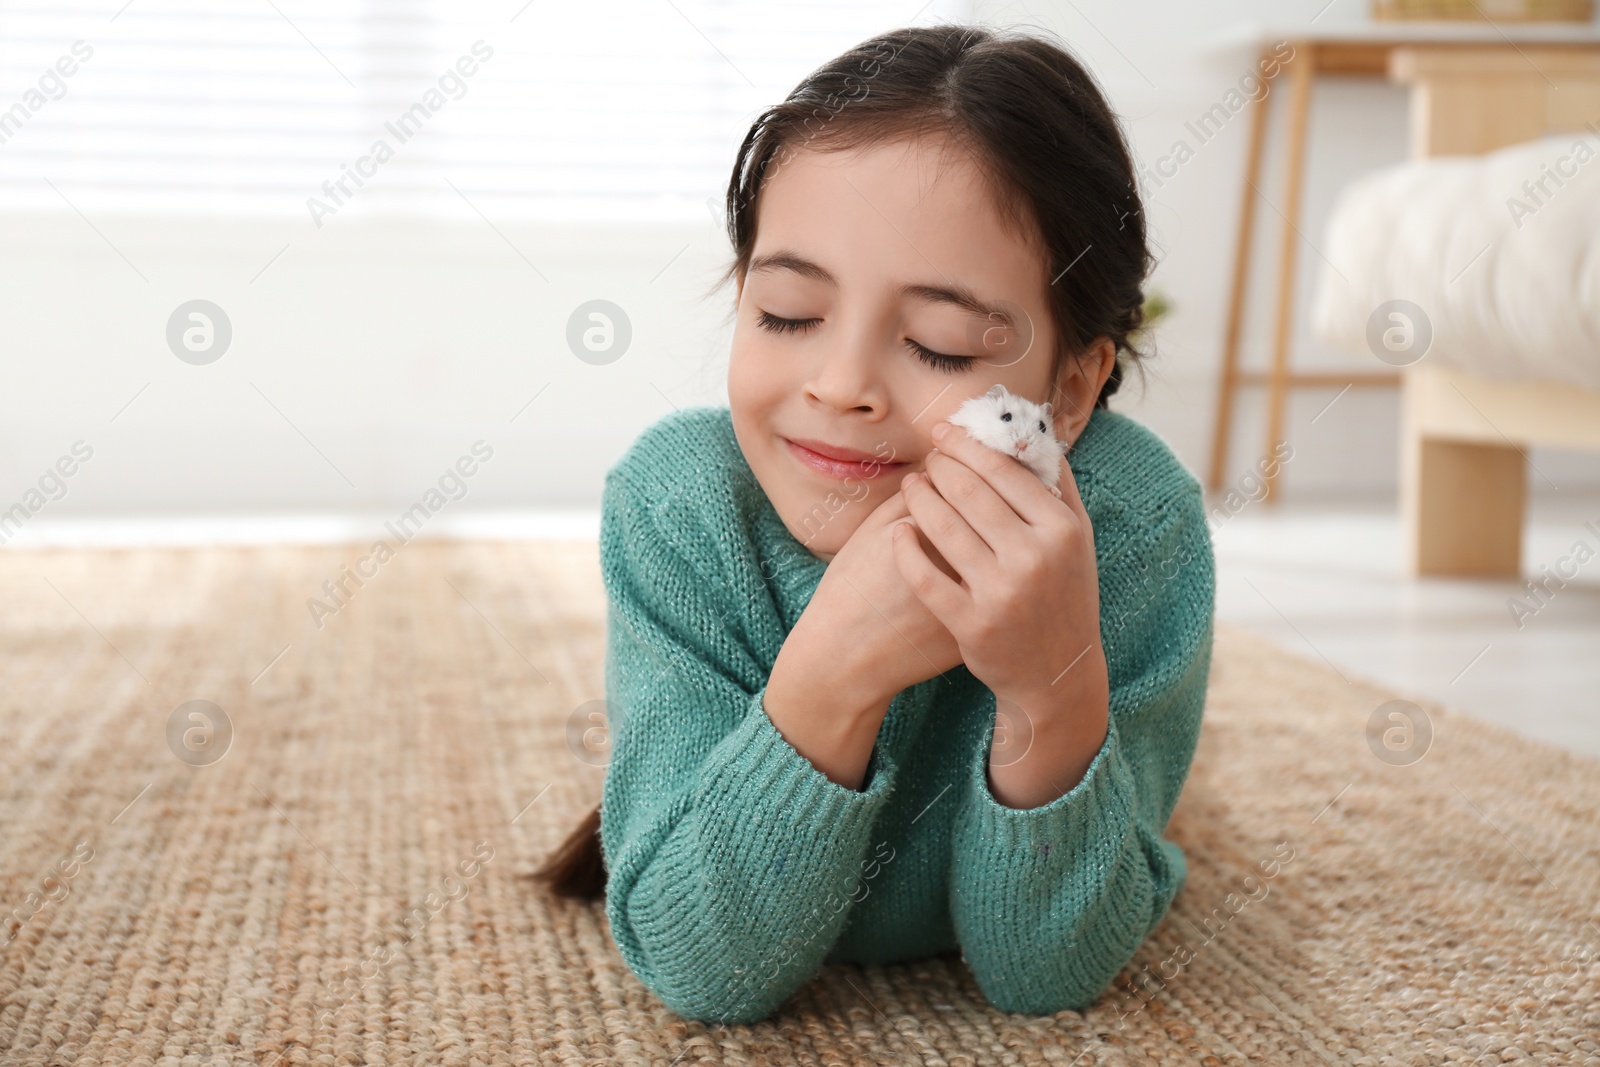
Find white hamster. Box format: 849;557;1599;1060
946;383;1066;497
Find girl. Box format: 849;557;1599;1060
535;23;1214;1025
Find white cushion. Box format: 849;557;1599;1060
1310;132;1600;392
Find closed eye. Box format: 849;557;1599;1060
756;310;821;334
905;338;978;373
757;310;977;374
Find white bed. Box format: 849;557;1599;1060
1312;132;1600;392
1309;119;1600;579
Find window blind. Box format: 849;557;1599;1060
0;0;969;223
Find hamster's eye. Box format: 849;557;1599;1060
1038;420;1047;433
999;412;1012;423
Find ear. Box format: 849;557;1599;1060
986;383;1006;398
1053;337;1116;445
1041;401;1053;418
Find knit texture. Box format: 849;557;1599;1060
597;403;1215;1025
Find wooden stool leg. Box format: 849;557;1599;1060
1208;48;1274;493
1401;432;1527;578
1261;45;1315;505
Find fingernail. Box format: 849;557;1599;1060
931;423;950;442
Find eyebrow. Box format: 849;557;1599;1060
748;249;1017;329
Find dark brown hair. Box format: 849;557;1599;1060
533;22;1154;901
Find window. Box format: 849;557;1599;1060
0;0;970;223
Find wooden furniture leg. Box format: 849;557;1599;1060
1260;44;1315;505
1400;364;1526;578
1402;439;1527;578
1207;45;1275;493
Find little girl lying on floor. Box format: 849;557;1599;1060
536;22;1215;1025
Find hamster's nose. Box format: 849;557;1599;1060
1015;440;1028;453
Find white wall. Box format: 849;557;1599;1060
4;0;1597;524
2;214;737;517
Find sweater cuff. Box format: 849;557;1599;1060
960;710;1130;857
698;686;898;849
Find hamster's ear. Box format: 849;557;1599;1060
1041;402;1053;418
986;383;1006;398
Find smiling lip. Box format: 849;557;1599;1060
784;437;907;481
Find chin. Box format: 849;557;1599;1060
798;529;846;561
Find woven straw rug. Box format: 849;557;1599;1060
2;540;1597;1067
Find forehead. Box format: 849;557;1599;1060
749;134;1046;294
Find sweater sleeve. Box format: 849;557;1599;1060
947;486;1215;1015
597;471;901;1025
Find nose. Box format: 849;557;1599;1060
1015;439;1029;453
804;327;886;415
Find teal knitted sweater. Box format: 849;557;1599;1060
596;403;1214;1024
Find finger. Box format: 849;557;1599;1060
868;489;910;528
931;420;1061;527
1055;450;1088;520
921;448;1032;561
901;471;995;586
890;520;970;621
1052;451;1097;552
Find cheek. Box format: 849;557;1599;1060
1015;362;1060;409
727;323;789;414
920;394;971;439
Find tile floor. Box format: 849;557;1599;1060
1210;488;1600;757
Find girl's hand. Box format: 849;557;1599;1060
764;487;966;791
890;420;1105;717
795;486;965;702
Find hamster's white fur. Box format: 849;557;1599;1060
946;384;1066;497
